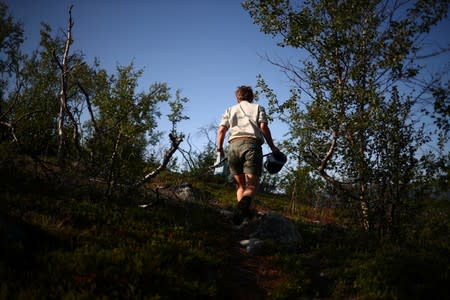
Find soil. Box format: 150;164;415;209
217;212;288;300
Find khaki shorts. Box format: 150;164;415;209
227;139;263;176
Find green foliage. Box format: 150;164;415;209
283;163;325;208
83;63;173;187
0;2;23;86
167;89;189;135
352;246;449;300
427;82;450;139
244;0;449;233
189;173;236;207
0;4;190;191
177;125;217;176
347;200;450;299
270;201;450;299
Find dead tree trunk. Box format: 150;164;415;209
105;129;123;198
55;5;82;164
133;133;183;188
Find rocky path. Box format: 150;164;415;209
217;209;290;299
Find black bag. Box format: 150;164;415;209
264;151;287;174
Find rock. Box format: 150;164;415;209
240;238;267;255
170;182;211;203
241;211;302;254
173;182;195;201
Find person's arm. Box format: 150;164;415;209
260;122;279;153
216;125;228;152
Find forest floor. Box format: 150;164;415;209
3;162;448;299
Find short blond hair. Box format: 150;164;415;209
235;86;254;102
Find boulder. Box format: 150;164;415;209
240;211;302;255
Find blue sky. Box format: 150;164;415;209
4;0;450;156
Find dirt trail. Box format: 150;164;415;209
219;243;286;299
217;214;287;300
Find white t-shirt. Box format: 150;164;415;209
219;101;268;144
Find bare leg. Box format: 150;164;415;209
232;173;260;225
233;174;246;201
233;173;260;202
243;173;259;198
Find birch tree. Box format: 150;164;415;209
244;0;449;233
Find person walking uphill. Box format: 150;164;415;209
216;85;280;225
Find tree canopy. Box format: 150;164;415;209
244;0;449;231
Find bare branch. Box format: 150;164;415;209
263;54;316;100
134;133;184;188
0;121;18;142
77;80;99;133
105;129;122;198
177;134;197;172
315;129;360;200
318;129;337;174
413;46;450;60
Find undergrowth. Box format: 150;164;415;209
1;193;232;299
1;162;449;299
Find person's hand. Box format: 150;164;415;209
270;146;280;153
